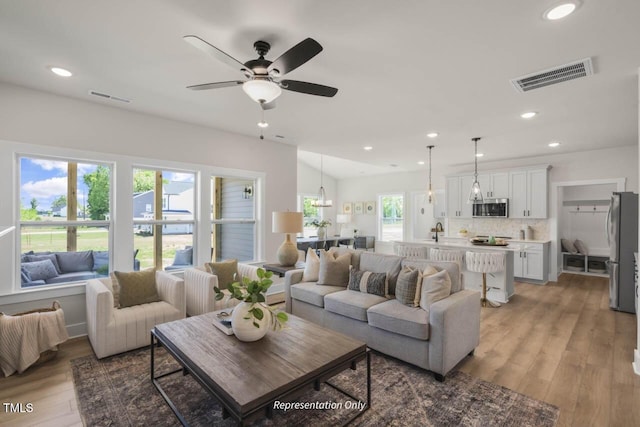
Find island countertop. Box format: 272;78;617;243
394;238;519;252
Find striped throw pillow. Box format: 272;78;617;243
348;269;387;297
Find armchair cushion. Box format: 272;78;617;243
205;259;239;289
112;269;160;308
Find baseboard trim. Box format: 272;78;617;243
67;322;87;338
633;349;640;376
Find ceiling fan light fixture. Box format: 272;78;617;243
257;120;269;128
242;79;282;103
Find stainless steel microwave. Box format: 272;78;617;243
472;198;509;218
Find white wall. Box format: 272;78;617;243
297;160;338;235
0;83;297;336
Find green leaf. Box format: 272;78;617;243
251;294;258;303
276;312;288;322
253;307;264;320
253;321;260;328
264;270;273;279
257;293;266;303
215;293;224;301
213;286;220;293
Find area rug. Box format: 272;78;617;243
71;347;559;426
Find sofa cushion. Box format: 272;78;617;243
45;271;98;284
173;247;193;266
21;259;59;281
290;282;345;308
20;267;31;284
113;269;160;308
395;266;421;306
420;269;451;310
302;248;321;282
317;251;350;286
324;289;387;322
92;251;109;274
359;253;403;295
205;259;239;290
367;299;430;340
561;238;578;254
402;259;462;293
56;250;94;273
25;254;62;274
328;246;364;270
348;269;387;297
574;239;588;255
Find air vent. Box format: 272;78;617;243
89;90;131;103
510;57;593;93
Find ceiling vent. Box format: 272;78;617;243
89;90;131;103
510;57;593;93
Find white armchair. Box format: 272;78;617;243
85;271;185;358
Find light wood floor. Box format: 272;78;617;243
1;273;638;426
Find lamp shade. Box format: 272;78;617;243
336;214;351;224
272;211;303;234
243;80;282;103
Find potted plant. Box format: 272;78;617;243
306;219;332;239
214;268;288;342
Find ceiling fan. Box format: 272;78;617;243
184;35;338;110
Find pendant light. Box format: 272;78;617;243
313;155;333;207
467;137;484;204
427;145;435;204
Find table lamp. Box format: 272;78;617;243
336;214;352;237
272;211;304;266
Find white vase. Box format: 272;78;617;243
317;227;326;240
231;302;271;342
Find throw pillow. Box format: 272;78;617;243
420;269;452;310
56;250;94;273
20;267;32;284
113;269;160;309
348;269;388;297
574;239;589;255
395;266;420;306
92;251;110;273
109;272;121;308
21;259;59;281
413;266;438;307
173;247;193;265
317;251;350;286
25;254;62;274
561;238;578;254
302;248;321;282
205;259;239;290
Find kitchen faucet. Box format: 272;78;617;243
434;222;444;242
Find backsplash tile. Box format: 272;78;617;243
448;218;550;241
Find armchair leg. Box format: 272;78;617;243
434;373;445;382
468;349;475;356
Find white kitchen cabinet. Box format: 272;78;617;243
513;241;549;283
433;189;446;218
477;172;509;199
446;175;474;218
509;168;548;218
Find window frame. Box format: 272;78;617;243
377;193;405;242
297;193;326;237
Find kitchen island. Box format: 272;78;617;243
393;238;516;303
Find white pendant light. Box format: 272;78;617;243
468;137;484;204
242;79;282;103
313;155;333;207
427;145;435;204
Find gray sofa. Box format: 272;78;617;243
284;251;480;381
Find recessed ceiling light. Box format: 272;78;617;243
544;2;578;20
363;146;373;151
427;132;439;138
520;111;537;119
257;121;269;128
49;66;72;77
475;153;484;157
548;141;561;147
418;161;425;165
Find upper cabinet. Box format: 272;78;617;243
446;175;474;218
446;166;549;219
477;172;509;199
509;168;548;219
433;189;446;218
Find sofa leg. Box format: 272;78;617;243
434;373;445;382
469;349;475;356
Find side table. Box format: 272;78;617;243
262;263;301;277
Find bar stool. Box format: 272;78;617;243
465;252;504;308
429;248;465;270
395;245;428;258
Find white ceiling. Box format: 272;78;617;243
1;1;639;179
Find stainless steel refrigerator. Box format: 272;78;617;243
607;192;638;313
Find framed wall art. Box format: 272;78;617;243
365;201;376;215
353;202;364;215
343;202;353;214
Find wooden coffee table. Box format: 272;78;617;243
151;313;370;426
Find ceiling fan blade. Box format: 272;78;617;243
183;35;253;75
268;38;323;76
186;81;244;91
280;80;338;97
260;100;276;110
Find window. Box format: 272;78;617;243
211;176;255;262
133;168;195;271
379;194;404;241
299;194;321;237
19;156;112;287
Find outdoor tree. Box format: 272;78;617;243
133;170;156;193
30;198;38;210
51;195;67;211
83;165;110;220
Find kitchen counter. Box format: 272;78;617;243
396;238;518;252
